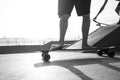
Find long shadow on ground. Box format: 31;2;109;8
34;57;120;80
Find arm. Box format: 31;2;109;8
93;0;108;20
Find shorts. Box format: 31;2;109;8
58;0;91;17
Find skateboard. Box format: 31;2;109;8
40;44;116;62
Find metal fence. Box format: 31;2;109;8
0;38;44;46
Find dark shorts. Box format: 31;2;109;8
58;0;91;17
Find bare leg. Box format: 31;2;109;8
51;14;70;50
59;14;70;46
81;14;91;49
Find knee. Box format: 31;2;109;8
83;14;90;19
82;14;90;22
60;14;70;20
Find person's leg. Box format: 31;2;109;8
57;0;74;47
81;14;91;48
75;0;92;49
59;14;70;46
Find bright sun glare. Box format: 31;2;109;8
0;0;119;40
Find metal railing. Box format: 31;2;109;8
0;38;44;46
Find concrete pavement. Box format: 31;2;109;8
0;51;120;80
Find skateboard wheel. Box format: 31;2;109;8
107;50;115;58
41;51;49;57
42;54;50;62
97;50;103;56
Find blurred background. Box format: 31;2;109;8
0;0;119;45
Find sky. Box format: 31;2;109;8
0;0;119;40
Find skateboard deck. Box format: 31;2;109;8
40;44;116;62
50;44;94;51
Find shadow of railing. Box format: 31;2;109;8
34;57;120;80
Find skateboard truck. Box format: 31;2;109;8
96;46;115;57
